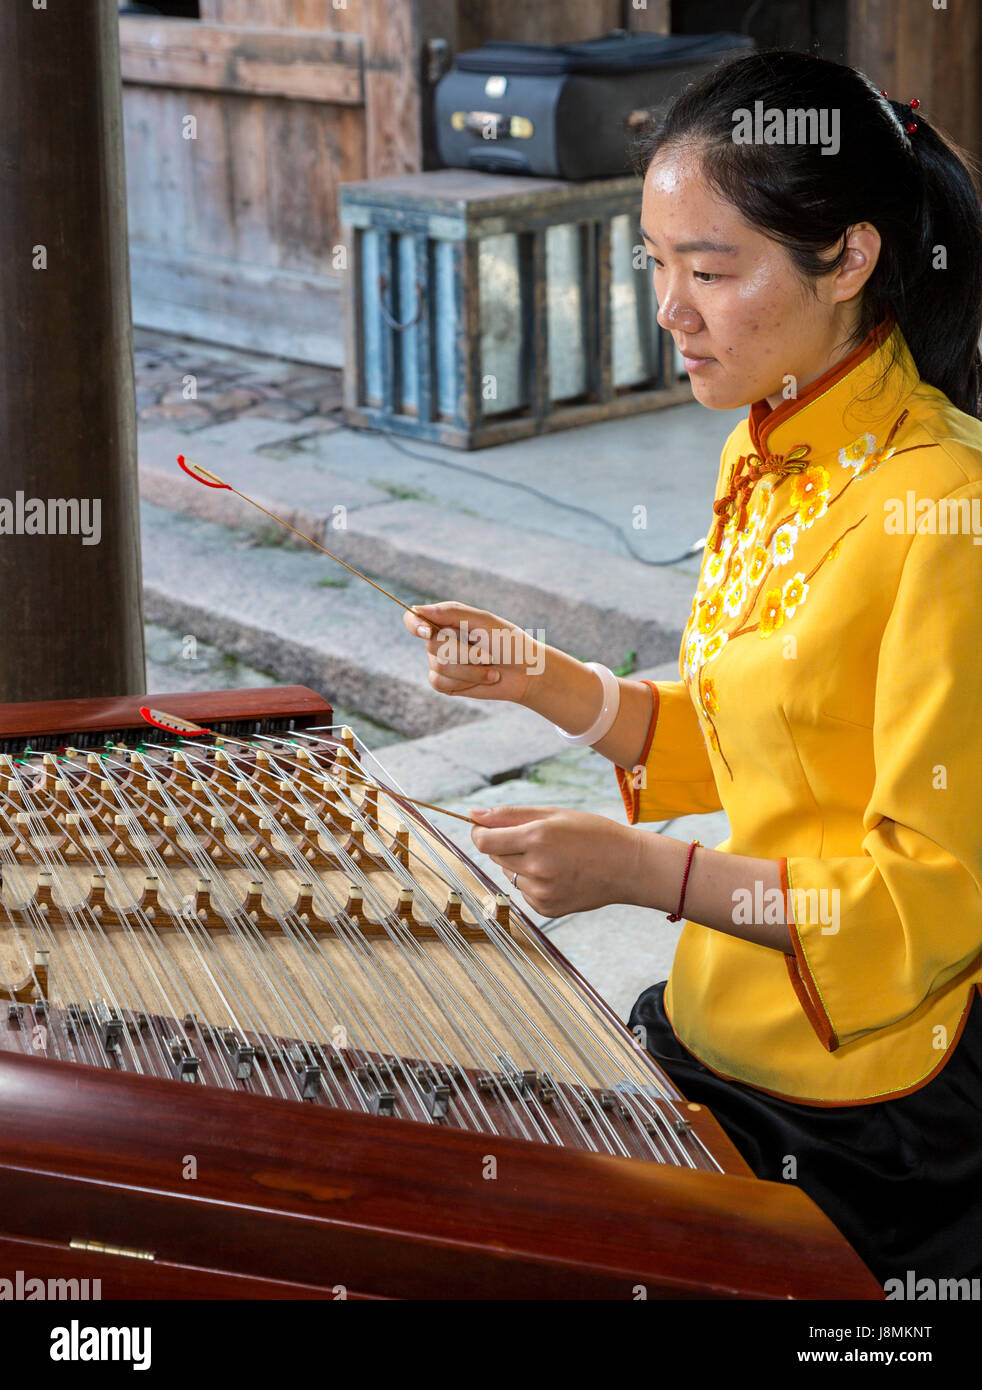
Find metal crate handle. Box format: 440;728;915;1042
378;273;424;331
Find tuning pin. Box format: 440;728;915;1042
140;876;160;916
35;872;54;913
244;881;264;918
344;884;367;922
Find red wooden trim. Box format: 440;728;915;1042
0;686;331;741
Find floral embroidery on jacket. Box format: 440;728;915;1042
682;409;923;777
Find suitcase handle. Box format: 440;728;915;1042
451;110;534;140
377;274;424;332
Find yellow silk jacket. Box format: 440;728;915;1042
616;315;982;1104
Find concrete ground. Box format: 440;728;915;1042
135;327;735;1021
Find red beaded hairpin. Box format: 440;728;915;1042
881;91;921;135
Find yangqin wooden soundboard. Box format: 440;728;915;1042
0;686;882;1299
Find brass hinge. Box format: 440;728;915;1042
70;1239;155;1262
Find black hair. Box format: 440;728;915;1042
631;49;982;419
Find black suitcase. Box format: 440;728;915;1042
434;30;754;180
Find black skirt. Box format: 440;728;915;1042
628;980;982;1286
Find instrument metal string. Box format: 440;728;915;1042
0;731;721;1170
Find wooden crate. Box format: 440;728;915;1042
340;169;691;449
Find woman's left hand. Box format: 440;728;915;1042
468;805;642;917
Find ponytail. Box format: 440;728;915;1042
884;94;982;418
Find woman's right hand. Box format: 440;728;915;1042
403;601;542;706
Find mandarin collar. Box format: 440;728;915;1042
746;315;921;459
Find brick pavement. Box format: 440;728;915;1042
134;326;344;431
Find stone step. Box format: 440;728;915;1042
140;500;482;740
139;428;699;669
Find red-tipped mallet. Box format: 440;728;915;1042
139;706;211;737
176;455;427;623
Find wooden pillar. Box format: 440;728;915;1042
0;0;145;703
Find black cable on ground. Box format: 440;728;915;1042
319;408;706;569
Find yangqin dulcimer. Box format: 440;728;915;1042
0;686;882;1299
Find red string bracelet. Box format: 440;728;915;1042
667;840;702;922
